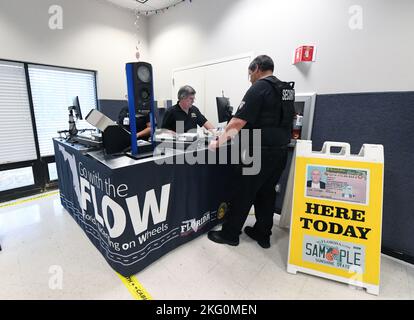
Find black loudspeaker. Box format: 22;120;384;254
126;62;154;113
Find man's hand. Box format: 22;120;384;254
208;140;219;151
203;121;215;131
209;117;247;150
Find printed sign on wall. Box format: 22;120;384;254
287;141;384;295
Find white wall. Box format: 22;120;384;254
2;0;413;101
0;0;149;99
148;0;414;101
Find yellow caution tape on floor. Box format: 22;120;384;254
0;191;60;209
117;273;153;300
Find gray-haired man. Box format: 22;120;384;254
161;85;214;133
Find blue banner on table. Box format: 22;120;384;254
54;139;235;276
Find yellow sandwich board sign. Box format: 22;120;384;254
286;141;384;295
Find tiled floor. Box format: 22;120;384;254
0;191;413;300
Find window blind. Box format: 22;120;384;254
28;65;97;157
0;61;37;164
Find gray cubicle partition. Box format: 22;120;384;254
98;99;127;122
310;91;414;264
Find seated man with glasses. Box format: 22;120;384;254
161;85;214;133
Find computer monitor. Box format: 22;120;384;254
216;97;233;123
73;96;83;120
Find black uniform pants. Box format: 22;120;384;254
222;146;288;240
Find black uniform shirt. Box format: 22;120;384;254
234;76;290;147
161;103;208;133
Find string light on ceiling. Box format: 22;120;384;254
134;5;142;60
135;0;193;16
133;0;193;60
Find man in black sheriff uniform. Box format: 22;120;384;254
162;85;215;133
208;55;295;248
